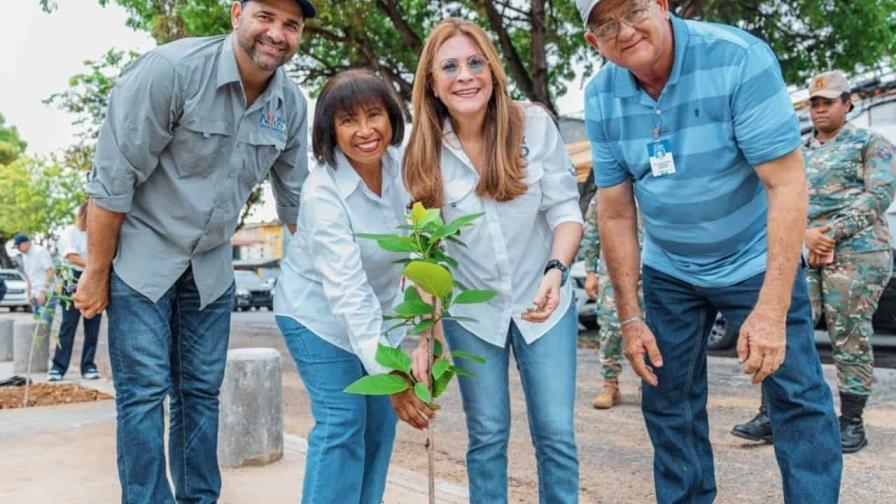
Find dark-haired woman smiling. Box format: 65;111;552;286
274;69;434;503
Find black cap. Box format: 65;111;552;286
240;0;316;19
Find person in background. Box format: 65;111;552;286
48;202;101;382
732;70;896;453
578;0;841;501
274;69;434;504
405;18;584;503
14;232;55;325
576;193;643;409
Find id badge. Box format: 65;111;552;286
647;139;676;177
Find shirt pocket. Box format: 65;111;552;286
501;162;542;221
443;177;482;222
171;118;232;179
242;130;286;187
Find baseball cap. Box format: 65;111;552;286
576;0;603;25
809;71;850;99
240;0;316;19
13;233;30;247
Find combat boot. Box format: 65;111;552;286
840;392;869;454
731;409;773;443
592;378;621;409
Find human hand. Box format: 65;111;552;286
622;320;663;386
522;269;561;323
585;272;598;301
804;225;834;255
737;307;787;384
807;250;832;268
390;387;435;430
73;268;110;319
411;337;432;386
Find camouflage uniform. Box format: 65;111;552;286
577;194;644;380
803;123;896;397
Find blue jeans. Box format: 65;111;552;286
276;316;396;504
443;304;579;504
52;270;101;375
641;265;841;504
107;269;234;504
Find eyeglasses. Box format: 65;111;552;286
436;55;488;79
591;1;653;41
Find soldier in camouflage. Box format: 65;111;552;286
732;71;896;453
577;193;643;409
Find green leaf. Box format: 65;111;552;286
384;321;410;335
433;339;444;357
374;237;418;253
414;382;433;403
451;365;477;379
393;301;434;317
453;289;497;305
441;315;477;323
432;358;452;380
433;369;454;398
355;233;399;240
410;319;435;335
445;235;468;248
432;249;459;269
403;261;453;298
344;374;409;395
435;212;485;238
451;350;486;365
404;287;423;303
374;344;412;373
391;258;414;265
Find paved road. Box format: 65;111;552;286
3;308;895;503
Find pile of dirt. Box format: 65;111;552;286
0;382;112;410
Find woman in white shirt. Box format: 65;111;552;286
404;18;584;503
50;201;101;381
274;70;433;504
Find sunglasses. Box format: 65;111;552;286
436;55;488;79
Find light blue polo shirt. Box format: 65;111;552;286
585;16;801;288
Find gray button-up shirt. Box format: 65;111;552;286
86;34;308;308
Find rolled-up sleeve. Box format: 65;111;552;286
86;52;177;214
537;112;584;230
271;92;309;226
303;187;390;374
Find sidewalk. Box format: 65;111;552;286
0;361;468;504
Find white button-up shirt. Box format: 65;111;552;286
274;147;408;374
441;104;583;347
20;244;54;296
58;225;88;272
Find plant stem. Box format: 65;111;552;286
426;298;442;504
22;326;37;408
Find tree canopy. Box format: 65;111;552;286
0;114;28;166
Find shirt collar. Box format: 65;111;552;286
331;148;400;200
613;14;690;98
806;122;856;148
217;33;285;108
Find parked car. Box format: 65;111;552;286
0;269;30;312
232;270;273;311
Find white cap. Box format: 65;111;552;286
576;0;603;25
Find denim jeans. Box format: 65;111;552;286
276;316;396;504
52;270;101;375
641;265;841;504
107;268;233;504
443;303;579;504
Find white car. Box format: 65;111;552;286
0;269;30;311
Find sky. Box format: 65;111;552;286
0;1;590;222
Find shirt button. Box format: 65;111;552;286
655;109;662;115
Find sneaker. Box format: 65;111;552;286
47;370;63;382
840;416;868;454
82;369;100;380
731;410;773;443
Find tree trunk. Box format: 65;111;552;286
529;0;553;113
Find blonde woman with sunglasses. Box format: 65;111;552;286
405;18;584;504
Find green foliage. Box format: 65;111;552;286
345;203;493;404
0;114;28;166
0;157;85;240
343;373;409;395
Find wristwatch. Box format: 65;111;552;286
544;259;569;287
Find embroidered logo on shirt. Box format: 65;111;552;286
260;112;287;135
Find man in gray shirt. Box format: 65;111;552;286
73;1;314;501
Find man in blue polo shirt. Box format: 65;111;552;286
577;0;841;502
